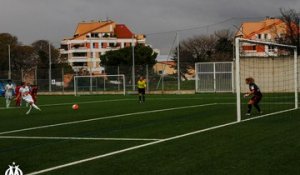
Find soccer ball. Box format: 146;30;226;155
72;104;79;110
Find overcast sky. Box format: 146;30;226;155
0;0;299;47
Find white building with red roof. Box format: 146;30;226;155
60;20;146;74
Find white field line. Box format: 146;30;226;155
27;108;298;175
0;98;135;110
0;136;161;141
0;103;217;135
241;108;297;122
219;102;296;105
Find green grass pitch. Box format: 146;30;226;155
0;94;299;174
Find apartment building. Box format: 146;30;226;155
236;17;292;57
60;20;146;73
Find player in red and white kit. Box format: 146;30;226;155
15;84;22;107
15;82;41;115
30;85;38;103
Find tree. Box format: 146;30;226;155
32;40;73;79
173;34;217;78
280;8;300;54
32;40;60;69
173;29;234;77
101;44;157;75
10;45;38;71
214;29;234;61
0;33;19;71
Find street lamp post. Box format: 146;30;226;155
49;42;52;92
297;17;300;55
88;33;93;93
8;45;11;80
132;34;135;91
177;32;181;93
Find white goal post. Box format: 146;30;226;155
235;38;298;122
74;74;126;96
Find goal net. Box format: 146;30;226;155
235;38;298;121
195;62;234;93
74;75;126;96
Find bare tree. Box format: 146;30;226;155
280;8;300;53
173;29;234;77
214;29;234;61
11;45;38;71
32;40;60;68
0;33;19;71
173;34;217;78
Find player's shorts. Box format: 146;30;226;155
138;88;145;95
251;95;262;104
22;95;34;103
5;92;13;100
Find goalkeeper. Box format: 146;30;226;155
244;77;262;115
137;76;146;103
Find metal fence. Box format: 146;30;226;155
0;64;196;94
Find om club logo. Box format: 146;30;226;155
5;162;23;175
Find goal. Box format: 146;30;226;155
74;74;126;96
195;62;234;93
235;38;298;121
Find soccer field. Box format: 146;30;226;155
0;94;299;175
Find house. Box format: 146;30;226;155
60;20;146;74
236;17;295;57
153;55;176;75
154;55;195;80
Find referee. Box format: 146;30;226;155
137;76;146;103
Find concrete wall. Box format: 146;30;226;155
239;57;299;93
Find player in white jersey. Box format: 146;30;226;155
16;82;41;115
5;80;15;108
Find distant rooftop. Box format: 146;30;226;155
156;55;174;62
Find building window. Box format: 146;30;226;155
60;44;68;51
73;52;87;57
93;43;99;48
73;62;87;66
109;43;115;47
264;34;268;39
258;34;262;39
268;45;275;52
102;33;110;38
91;33;99;38
101;43;108;48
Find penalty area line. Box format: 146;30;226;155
0;103;217;135
27;107;298;175
0;136;162;141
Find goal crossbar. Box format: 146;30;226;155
237;38;297;49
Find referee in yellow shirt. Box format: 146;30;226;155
137;76;146;103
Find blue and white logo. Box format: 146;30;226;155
5;162;23;175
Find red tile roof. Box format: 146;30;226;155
114;24;133;38
72;21;114;40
